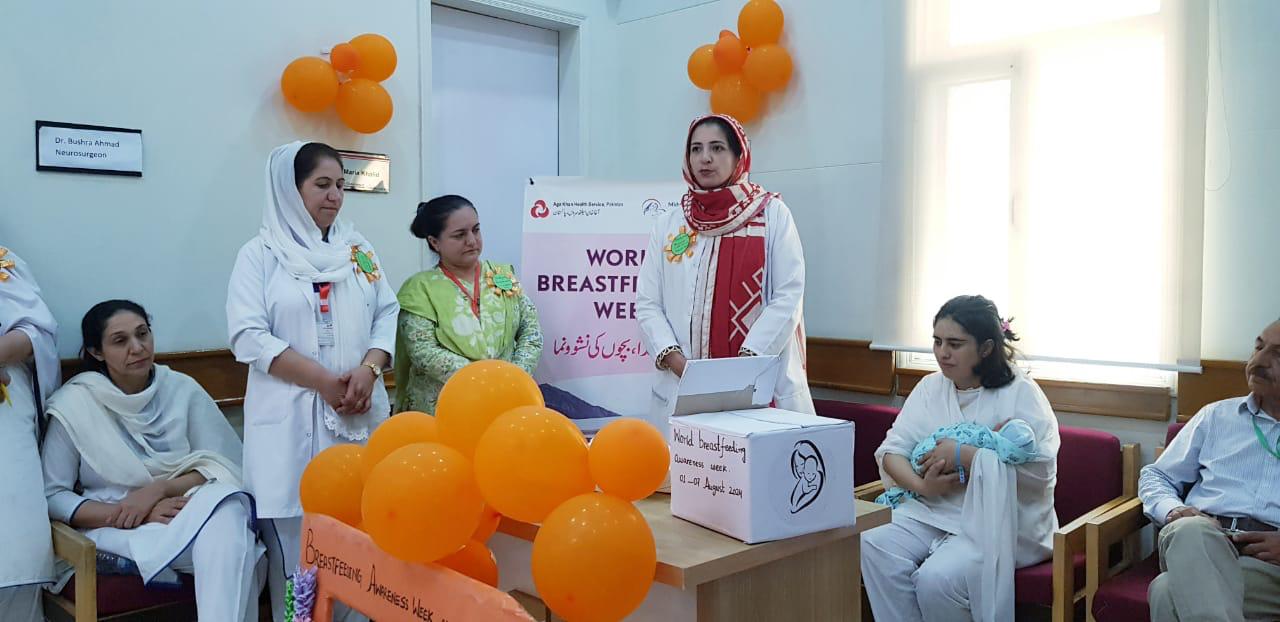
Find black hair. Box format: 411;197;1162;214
80;300;151;375
293;142;344;188
690;117;744;158
933;295;1020;389
410;195;477;253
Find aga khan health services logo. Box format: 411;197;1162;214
530;199;550;219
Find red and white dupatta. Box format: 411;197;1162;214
681;114;782;360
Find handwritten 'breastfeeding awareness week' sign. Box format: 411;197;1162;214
521;178;684;419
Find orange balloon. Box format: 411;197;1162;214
687;44;720;90
472;504;502;543
330;42;362;73
436;360;544;459
362;411;438;479
280;57;339;112
299;444;364;526
738;0;785;48
349;33;397;81
710;74;765;124
362;443;484;563
437;540;499;587
712;31;747;73
336;78;393;134
473;406;594;524
743;44;793;92
588;419;669;501
532;494;657;622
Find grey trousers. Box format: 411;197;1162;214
1149;516;1280;622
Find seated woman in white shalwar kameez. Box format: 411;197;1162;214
42;300;265;622
861;295;1059;622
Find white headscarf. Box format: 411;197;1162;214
261;141;369;283
258;141;389;440
0;246;60;404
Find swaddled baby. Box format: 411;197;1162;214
875;419;1039;508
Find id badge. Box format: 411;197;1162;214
317;318;336;346
316;283;336;346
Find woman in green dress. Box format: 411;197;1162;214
394;195;543;413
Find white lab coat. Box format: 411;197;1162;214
226;237;398;518
636;198;813;421
0;246;57;620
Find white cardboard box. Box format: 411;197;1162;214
667;356;855;544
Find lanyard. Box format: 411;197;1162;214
1253;415;1280;460
441;264;481;318
317;283;332;313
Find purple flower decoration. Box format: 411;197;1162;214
291;566;318;622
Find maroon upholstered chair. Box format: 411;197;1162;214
42;521;197;622
1085;422;1188;622
1011;426;1140;622
811;399;899;493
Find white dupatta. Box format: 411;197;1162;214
875;370;1059;622
259;141;386;439
45;365;243;489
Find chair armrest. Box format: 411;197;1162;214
1086;497;1148;552
854;480;885;502
1056;495;1132;550
1084;497;1150;622
49;521;97;622
50;521;95;569
1050;495;1130;622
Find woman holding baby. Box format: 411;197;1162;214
861;295;1060;622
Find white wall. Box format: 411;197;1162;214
0;1;423;357
606;0;885;340
3;0;1274;365
1200;0;1280;360
0;0;611;359
428;5;560;268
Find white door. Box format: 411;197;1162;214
429;4;559;269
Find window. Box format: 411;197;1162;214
876;0;1210;386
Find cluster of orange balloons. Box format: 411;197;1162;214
686;0;792;124
280;33;396;134
299;359;671;622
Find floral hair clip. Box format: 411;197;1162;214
1000;317;1020;341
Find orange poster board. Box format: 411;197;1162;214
300;513;535;622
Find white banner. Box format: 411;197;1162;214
521;177;684;422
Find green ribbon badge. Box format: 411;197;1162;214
670;232;691;256
354;250;375;274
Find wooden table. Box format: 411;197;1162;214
495;495;891;622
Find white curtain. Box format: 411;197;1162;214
875;0;1210;381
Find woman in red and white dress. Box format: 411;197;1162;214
636;113;813;422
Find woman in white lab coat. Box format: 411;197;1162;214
226;141;398;622
0;246;57;622
636;114;813;418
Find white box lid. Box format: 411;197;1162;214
676;407;850;437
671;356;781;417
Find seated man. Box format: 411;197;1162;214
1138;319;1280;622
